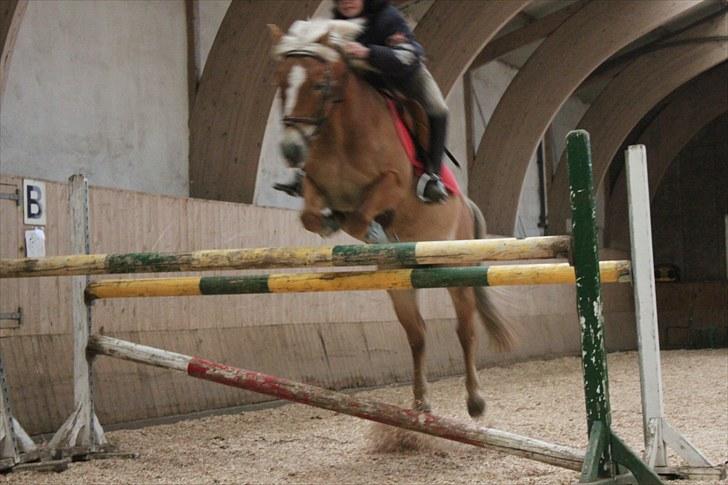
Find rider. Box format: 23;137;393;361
274;0;449;203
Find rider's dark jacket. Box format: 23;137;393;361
333;0;424;82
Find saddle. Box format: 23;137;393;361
381;91;460;196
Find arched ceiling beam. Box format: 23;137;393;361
468;0;701;236
188;0;321;203
189;0;531;203
547;13;728;234
416;0;531;95
469;0;588;69
604;64;728;249
0;0;27;98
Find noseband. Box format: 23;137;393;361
281;50;348;144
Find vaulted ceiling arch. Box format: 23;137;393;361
603;63;728;249
547;13;728;234
0;0;27;98
468;0;701;236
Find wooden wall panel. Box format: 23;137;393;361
657;283;728;348
547;14;728;234
469;0;701;235
1;175;638;434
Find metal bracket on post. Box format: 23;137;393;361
626;145;724;481
0;183;20;206
48;174;108;457
0;308;22;329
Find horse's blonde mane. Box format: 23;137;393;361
272;19;365;63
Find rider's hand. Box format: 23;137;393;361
387;32;407;46
343;41;370;59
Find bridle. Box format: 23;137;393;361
281;49;349;144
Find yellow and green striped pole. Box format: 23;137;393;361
0;236;570;278
85;260;631;300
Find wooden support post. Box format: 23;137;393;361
567;131;662;485
88;334;585;472
49;175;107;455
0;352;36;471
626;145;721;480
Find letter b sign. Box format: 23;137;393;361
23;180;46;225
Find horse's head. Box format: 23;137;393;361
268;19;363;167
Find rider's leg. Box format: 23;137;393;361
402;66;449;203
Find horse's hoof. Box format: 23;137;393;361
467;395;486;418
301;213;340;237
320;215;341;237
413;399;432;414
300;213;322;234
364;221;389;244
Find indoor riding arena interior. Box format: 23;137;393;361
0;0;726;484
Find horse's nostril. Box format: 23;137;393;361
281;143;304;167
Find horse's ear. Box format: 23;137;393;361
267;24;284;45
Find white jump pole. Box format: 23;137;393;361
626;145;718;478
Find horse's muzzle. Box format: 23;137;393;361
280;129;308;168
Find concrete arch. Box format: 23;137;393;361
0;0;27;98
604;64;728;250
189;0;322;203
547;13;728;234
468;0;701;236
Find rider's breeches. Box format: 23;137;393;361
400;65;448;172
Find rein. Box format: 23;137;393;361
281;49;349;143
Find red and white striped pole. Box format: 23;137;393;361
88;334;584;471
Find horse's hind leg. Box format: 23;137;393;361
388;289;431;413
448;287;486;417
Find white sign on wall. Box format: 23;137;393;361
25;228;46;257
23;179;46;225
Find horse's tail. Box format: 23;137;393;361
465;197;515;352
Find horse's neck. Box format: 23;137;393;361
319;74;387;158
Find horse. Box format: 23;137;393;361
268;19;514;418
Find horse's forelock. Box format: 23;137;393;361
272;19;364;63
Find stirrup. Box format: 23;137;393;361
273;172;303;197
416;173;448;203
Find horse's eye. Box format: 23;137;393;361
313;82;327;92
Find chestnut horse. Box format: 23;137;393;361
269;20;513;417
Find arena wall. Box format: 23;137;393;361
0;174;638;434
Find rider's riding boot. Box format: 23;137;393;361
416;114;448;203
273;169;304;197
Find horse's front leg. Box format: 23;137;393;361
300;176;340;237
343;170;403;240
388;289;431;413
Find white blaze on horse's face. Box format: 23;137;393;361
284;65;306;117
280;64;315;167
